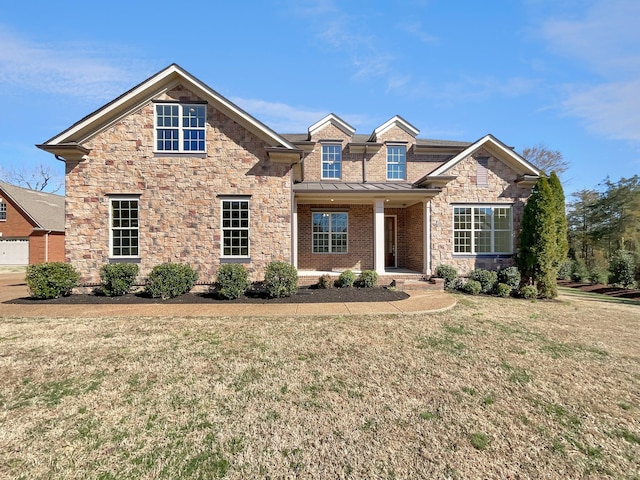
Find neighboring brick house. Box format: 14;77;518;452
0;181;65;265
37;64;539;285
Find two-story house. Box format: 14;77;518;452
37;64;539;285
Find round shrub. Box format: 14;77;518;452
100;263;139;296
495;283;512;298
336;270;356;288
463;279;482;295
520;284;538;300
264;261;298;298
26;262;80;299
435;264;458;289
214;263;250;300
144;263;198;300
450;277;467;291
497;266;521;290
469;269;498;294
357;270;378;288
317;274;334;289
571;258;589;282
609;250;636;288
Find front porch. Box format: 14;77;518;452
297;268;444;291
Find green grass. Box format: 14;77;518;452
558;286;640;306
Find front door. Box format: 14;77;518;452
384;216;397;268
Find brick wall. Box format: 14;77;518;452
0;195;34;237
297;203;373;271
28;231;65;263
65;85;292;284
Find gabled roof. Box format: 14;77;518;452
427;134;540;177
308;113;356;138
0;181;64;232
38;64;296;153
369;115;420;141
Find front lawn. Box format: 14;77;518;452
1;295;638;478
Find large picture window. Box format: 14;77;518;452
155;103;206;152
387;145;406;180
222;199;250;257
453;206;512;254
321;144;342;179
312;212;347;253
110;197;139;257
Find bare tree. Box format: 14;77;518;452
0;164;63;193
521;143;569;176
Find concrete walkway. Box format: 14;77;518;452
0;273;456;318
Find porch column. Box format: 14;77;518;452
374;198;385;274
424;199;431;275
292;199;298;268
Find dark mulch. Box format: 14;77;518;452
7;286;409;305
558;280;640;300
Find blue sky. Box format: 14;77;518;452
1;0;638;195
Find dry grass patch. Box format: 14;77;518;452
0;295;639;479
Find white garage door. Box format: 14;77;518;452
0;239;29;265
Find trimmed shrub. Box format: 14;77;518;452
26;262;80;299
609;250;636;288
469;269;498;294
495;283;512;298
357;270;378;288
435;264;458;289
520;284;538;300
100;263;139;297
336;270;356;288
463;279;482;295
317;274;334;289
214;263;250;300
498;267;521;290
144;263;198;300
450;277;467;291
264;261;298;298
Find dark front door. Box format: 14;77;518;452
385;216;396;268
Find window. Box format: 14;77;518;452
453;206;512;254
312;212;347;253
0;200;6;221
387;145;406;180
222;199;250;257
321;144;342;179
155;103;206;152
110;197;139;257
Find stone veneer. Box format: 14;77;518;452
428;149;531;275
65;85;292;284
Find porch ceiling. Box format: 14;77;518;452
293;181;440;207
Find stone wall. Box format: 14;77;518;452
428;150;532;275
65;85;292;284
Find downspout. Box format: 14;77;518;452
362;145;367;183
45;230;51;262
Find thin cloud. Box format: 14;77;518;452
400;21;438;44
0;26;149;102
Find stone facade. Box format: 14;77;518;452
65;85;292;284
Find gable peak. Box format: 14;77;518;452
308;113;356;138
370;115;419;141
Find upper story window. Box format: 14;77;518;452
0;200;6;221
155;103;206;153
110;196;139;258
387;145;406;180
222;199;250;258
453;205;512;255
321;144;342;179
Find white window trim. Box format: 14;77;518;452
452;204;513;255
154;103;206;154
312;212;348;254
109;195;140;259
321;143;342;180
221;198;250;258
386;144;407;181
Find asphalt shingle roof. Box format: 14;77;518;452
0;181;65;232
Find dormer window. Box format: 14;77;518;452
155;103;206;153
387;145;406;180
321;144;342;180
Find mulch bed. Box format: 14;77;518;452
7;286;409;305
558;280;640;300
